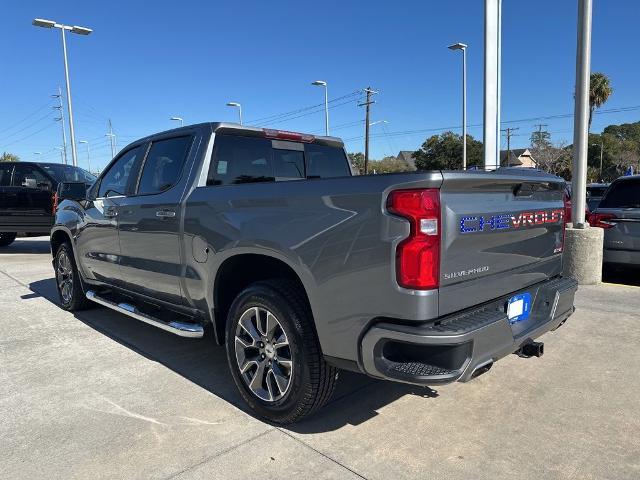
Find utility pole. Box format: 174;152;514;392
501;127;519;166
358;87;377;174
106;119;116;159
52;86;68;164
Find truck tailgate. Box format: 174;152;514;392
438;171;566;316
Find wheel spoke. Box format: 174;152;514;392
276;359;292;370
265;312;278;340
271;362;289;394
273;332;289;349
238;308;261;344
248;359;268;397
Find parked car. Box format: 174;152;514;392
0;162;95;246
589;175;640;267
50;123;577;423
586;182;610;211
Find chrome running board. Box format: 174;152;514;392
85;290;204;338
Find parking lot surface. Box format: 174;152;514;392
1;237;639;480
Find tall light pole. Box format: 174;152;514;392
311;81;329;136
448;43;468;170
483;0;501;170
170;116;184;127
592;142;604;179
78;140;91;173
32;19;92;167
571;0;592;228
226;102;243;125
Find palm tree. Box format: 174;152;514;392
588;72;613;130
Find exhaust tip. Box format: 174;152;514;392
470;360;493;379
518;341;544;358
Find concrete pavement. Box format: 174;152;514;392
1;237;639;479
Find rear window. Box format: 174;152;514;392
40;164;96;184
0;164;12;186
207;134;349;186
599;179;640;208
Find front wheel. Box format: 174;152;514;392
55;242;91;311
0;232;17;247
225;279;338;424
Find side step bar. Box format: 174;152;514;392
86;290;204;338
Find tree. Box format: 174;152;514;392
413;131;483;170
588;72;613;130
0;152;19;162
348;152;365;174
530;141;572;179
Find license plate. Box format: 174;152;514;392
507;293;532;324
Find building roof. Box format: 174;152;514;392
500;148;531;166
397;151;417;170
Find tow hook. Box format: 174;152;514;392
516;341;544;358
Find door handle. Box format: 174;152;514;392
156;209;176;218
104;207;118;218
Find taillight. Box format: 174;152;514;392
589;212;617;229
387;189;441;290
263;129;315;143
52;192;59;215
563;192;572;224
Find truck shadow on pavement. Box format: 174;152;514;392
1;238;50;255
28;277;439;432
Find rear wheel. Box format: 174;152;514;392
225;279;338;424
55;242;91;311
0;232;17;247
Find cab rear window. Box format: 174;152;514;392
207;134;349;186
599;179;640;208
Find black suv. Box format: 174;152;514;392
0;162;95;246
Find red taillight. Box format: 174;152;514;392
387;189;440;290
263;129;315;143
589;212;617;229
52;192;59;215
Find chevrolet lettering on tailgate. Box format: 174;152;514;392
460;209;565;234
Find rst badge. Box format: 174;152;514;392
460;209;564;234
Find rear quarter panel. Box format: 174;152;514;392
183;172;443;361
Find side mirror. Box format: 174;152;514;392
57;182;87;201
22;176;38;188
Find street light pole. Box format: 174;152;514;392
448;43;468;169
78;140;91;173
33;19;92;167
311;81;329;136
226;103;243;125
170;116;184;127
571;0;593;228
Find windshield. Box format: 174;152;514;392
40;164;96;184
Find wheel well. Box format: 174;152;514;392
213;254;310;344
50;230;71;258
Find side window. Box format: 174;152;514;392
208;135;274;186
11;164;52;189
0;164;13;186
98;146;143;197
137;136;192;195
305;144;350;179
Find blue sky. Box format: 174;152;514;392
2;0;639;171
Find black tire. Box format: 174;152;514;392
54;242;91;311
0;232;17;247
225;279;338;424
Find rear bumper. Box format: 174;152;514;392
360;276;578;385
603;248;640;266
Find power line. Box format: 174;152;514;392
0;100;55;135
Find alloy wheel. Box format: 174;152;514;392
234;306;293;402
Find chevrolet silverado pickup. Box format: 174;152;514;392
51;122;577;423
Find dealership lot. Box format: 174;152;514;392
1;237;639;480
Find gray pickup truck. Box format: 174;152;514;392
51;122;577;423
